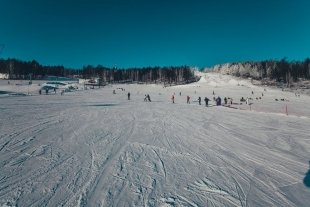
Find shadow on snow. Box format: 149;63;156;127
86;103;118;107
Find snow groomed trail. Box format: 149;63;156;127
0;74;310;207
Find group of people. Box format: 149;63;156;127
39;88;59;95
171;94;211;106
122;89;268;108
125;92;151;102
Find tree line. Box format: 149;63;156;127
0;58;196;84
210;58;310;84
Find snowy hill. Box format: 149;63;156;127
0;74;310;207
205;62;277;79
204;62;310;96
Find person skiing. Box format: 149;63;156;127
128;92;130;100
224;97;227;105
39;89;41;95
179;92;181;96
147;94;151;102
216;96;221;106
172;95;175;103
204;97;210;107
187;96;190;104
212;90;215;95
144;94;147;102
198;97;201;105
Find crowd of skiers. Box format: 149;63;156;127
118;89;270;108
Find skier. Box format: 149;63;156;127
198;97;201;105
246;97;249;105
128;92;130;100
224;97;227;105
204;97;210;107
45;88;48;95
187;96;190;104
179;92;181;96
39;89;41;95
216;96;221;106
213;90;215;95
144;94;147;102
172;95;175;103
147;94;151;102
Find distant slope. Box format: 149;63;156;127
204;59;310;82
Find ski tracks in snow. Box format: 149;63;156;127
1;85;310;206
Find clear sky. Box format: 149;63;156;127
0;0;309;69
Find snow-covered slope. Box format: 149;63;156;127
0;74;309;207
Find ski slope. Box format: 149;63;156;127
0;73;310;207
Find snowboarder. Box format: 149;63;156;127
172;95;175;103
204;97;210;107
147;94;151;102
128;92;130;100
187;96;190;104
198;97;201;105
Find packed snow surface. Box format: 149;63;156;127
0;73;310;207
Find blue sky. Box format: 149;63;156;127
0;0;309;69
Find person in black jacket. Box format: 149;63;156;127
204;97;210;107
216;96;221;106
